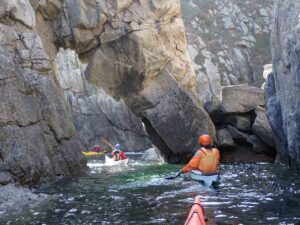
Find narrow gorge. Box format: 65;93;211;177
0;1;300;223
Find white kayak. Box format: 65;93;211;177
105;155;129;166
190;170;220;186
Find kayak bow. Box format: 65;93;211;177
82;151;104;156
184;196;207;225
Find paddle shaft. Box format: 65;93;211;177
101;137;115;151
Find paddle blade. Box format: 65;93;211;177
164;172;181;180
164;175;176;180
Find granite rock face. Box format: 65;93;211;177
55;49;152;151
0;47;86;186
81;0;216;162
0;0;216;185
267;0;300;163
181;0;273;113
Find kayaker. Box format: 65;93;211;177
92;145;103;153
179;134;220;175
111;144;127;161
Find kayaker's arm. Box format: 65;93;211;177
181;151;202;173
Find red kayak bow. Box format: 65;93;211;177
184;196;206;225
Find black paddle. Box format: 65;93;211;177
165;171;182;180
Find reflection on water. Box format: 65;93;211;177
1;155;300;225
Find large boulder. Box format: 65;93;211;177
247;135;275;155
227;125;250;143
267;0;300;163
217;128;235;148
82;0;216;162
253;106;275;147
220;84;265;113
225;114;252;131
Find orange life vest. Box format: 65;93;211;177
198;148;220;174
182;147;220;174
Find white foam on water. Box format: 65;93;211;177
68;208;77;213
201;201;232;206
266;217;278;220
215;214;227;218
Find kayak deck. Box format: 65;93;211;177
190;170;220;186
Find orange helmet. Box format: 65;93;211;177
198;134;212;146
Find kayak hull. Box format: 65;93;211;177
190;170;220;186
184;196;206;225
105;155;129;166
82;151;104;156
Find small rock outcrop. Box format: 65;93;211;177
267;0;300;164
55;49;152;151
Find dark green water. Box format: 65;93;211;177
1;155;300;225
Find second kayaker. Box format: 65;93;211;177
179;134;220;175
111;144;127;161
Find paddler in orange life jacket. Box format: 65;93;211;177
179;134;220;175
111;144;127;161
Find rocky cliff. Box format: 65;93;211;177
0;4;86;185
267;0;300;164
179;0;277;162
181;0;273;113
0;0;216;187
55;49;151;151
81;0;216;162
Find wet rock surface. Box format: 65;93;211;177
0;46;86;185
267;0;300;163
0;184;52;215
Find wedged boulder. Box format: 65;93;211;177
217;128;235;148
253;106;275;147
220;84;265;113
225;114;252;131
247;135;275;155
83;1;216;162
142;86;216;161
227;125;250;143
